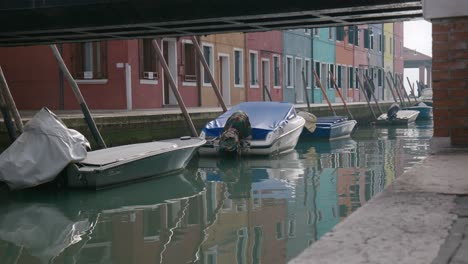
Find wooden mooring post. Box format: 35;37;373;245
364;75;384;115
151;39;198;137
0;66;23;134
301;69;311;112
313;69;336;116
191;36;228;112
0;88;16;142
329;71;354;120
50;45;107;149
356;75;377;120
385;75;402;105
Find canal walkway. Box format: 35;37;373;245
291;137;468;264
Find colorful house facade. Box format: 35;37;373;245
367;24;385;100
383;23;395;100
246;31;283;102
282;29;313;104
312;27;336;103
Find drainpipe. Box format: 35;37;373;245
311;32;315;103
125;63;132;110
196;36;202;107
244;33;249;102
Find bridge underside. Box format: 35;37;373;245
0;0;422;47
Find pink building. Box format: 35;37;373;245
246;31;283;102
393;22;404;78
353;25;371;102
335;26;356;102
0;39;200;110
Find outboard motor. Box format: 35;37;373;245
219;111;252;154
387;103;400;121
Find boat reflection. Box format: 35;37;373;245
0;171;207;264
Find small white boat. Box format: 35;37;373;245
199;101;305;156
0;108;205;190
65;136;205;189
375;104;419;126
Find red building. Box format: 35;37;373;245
0;39;200;110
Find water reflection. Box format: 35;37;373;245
0;121;433;263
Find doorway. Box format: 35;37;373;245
295;58;304;103
218;54;230;105
261;59;270;101
162;39;178;106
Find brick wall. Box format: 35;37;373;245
432;17;468;147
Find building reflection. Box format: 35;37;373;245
0;126;432;263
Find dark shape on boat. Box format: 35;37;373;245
375;104;419;126
219;110;252;154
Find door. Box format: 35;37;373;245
162;39;178;105
295;58;304;103
261;59;270;101
218;54;230;105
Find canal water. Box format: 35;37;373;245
0;121;433;264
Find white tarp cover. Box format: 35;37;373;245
0;108;89;190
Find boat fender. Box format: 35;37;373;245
180;136;191;140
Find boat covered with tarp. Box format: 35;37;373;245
199;101;305;155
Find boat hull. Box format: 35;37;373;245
65;138;205;189
199;116;305;156
301;119;357;139
375;110;419;126
403;106;433;119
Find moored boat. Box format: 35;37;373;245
199;101;305;156
375;104;419;126
65;137;205;189
300;114;357;140
403;102;433;119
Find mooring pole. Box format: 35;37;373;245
356;75;377;120
364;75;384;115
0;90;16;141
396;74;415;105
49;45;107;149
329;71;354;120
0;67;23;133
406;77;418;103
301;69;311;113
385;75;400;104
151;39;198;137
313;69;336;116
389;73;410;106
190;36;227;112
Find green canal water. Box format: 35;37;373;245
0;120;433;264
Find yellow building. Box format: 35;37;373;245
200;33;247;107
383;23;395;100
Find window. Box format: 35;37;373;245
73;41;107;79
305;59;311;88
378;68;383;86
390;37;393;54
337;65;342;87
313;28;319;36
400;41;403;57
234;49;244;87
349;67;354;88
304;28;311;35
286;56;293;88
379;34;383;52
370;34;374;50
336;26;345;41
355;68;359;88
237;228;248;264
276;222;283;240
364;29;370;49
202;44;214;85
273;55;280;87
288;219;296;237
252;227;263;264
348;26;354;45
314;61;321;88
328;64;334;88
183;42;196;82
249;51;258;87
328;27;333;40
354;26;359;46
